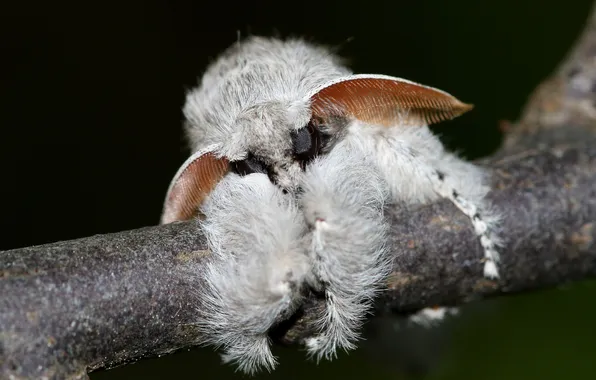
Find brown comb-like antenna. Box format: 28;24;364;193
308;74;474;127
161;147;229;224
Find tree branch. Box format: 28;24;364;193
3;6;596;380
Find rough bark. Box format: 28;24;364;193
2;6;596;380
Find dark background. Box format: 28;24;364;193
2;1;596;379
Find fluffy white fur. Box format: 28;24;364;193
197;172;310;373
407;307;460;328
184;37;350;190
298;140;392;360
343;121;501;278
172;36;503;373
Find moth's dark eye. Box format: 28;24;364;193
291;121;323;164
231;153;268;176
292;126;314;156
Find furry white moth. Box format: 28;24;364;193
161;36;501;373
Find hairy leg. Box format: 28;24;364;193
197;172;310;373
299;141;392;360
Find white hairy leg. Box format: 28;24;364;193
408;307;460;328
197;172;310;373
429;172;501;278
298;141;392;360
344;121;502;279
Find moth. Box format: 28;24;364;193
161;36;501;374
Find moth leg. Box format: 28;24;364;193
197;172;310;374
407;306;459;327
299;142;392;361
429;169;501;278
345;122;502;280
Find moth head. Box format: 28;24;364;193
161;74;472;224
231;101;311;191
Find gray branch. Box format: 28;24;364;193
3;6;596;380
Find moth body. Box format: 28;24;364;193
161;36;502;373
